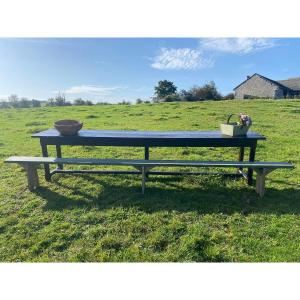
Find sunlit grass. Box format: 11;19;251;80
0;99;299;261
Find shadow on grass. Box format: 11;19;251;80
34;174;300;215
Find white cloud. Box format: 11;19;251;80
57;85;123;96
199;38;275;55
151;48;214;70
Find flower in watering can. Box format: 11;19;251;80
238;113;252;126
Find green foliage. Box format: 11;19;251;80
189;81;222;101
154;80;177;99
223;93;235;100
0;95;43;108
179;89;196;101
73;98;94;106
46;93;71;107
0;100;299;261
96;102;111;105
118;100;131;105
162;94;181;102
32;99;41;107
136;98;143;104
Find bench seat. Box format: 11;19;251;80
5;156;294;197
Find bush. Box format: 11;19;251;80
96;102;111;105
18;98;31;108
163;93;181;102
46;93;71;106
136;98;143;104
189;81;222;101
32;99;41;107
179;89;196;101
73;98;93;106
118;100;131;105
223;93;235;100
0;101;10;109
73;98;86;106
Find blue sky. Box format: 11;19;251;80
0;38;300;103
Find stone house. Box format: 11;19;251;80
234;73;300;99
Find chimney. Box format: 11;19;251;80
247;75;251;79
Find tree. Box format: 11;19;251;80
154;80;177;99
54;92;66;106
85;100;93;106
73;98;86;106
223;92;235;100
118;100;131;105
19;97;31;108
136;98;143;104
46;98;55;106
189;81;222;101
32;99;41;107
8;94;19;108
8;94;18;103
179;89;195;102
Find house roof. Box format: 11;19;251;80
233;73;294;91
277;77;300;91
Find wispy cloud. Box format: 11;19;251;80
151;48;214;70
199;38;276;55
55;85;123;97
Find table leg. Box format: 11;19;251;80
40;141;51;182
238;146;245;172
145;146;149;178
56;145;63;169
247;143;257;186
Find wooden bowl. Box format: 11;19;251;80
54;119;83;136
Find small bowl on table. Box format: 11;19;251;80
54;119;83;136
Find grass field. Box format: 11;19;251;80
0;99;299;262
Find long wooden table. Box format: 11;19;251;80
32;129;266;185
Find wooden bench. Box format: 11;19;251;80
5;156;294;197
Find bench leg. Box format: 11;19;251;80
141;166;146;194
22;164;39;191
254;168;276;198
255;169;266;198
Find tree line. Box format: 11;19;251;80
0;93;103;109
150;80;234;103
0;80;235;109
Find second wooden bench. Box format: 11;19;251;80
5;156;294;197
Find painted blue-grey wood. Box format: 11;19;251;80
32;129;265;147
5;156;293;169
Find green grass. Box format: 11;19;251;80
0;99;299;262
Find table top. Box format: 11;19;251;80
32;129;265;147
33;129;265;139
